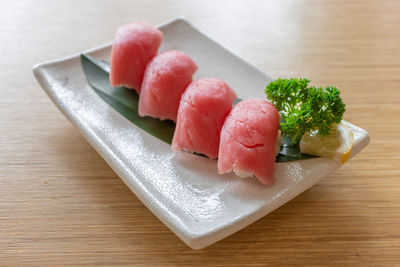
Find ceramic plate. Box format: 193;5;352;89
33;17;370;249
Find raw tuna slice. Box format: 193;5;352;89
172;78;237;159
218;99;280;185
138;50;198;121
110;22;162;93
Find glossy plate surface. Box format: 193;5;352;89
33;18;370;249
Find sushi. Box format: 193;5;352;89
110;22;162;93
138;50;198;121
172;78;237;159
218;99;280;185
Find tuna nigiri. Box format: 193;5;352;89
138;50;198;121
110;22;162;93
218;99;280;185
172;78;237;159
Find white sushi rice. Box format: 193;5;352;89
233;169;254;178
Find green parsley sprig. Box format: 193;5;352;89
265;78;346;144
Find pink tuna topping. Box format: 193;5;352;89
138;50;198;121
110;22;162;93
172;78;237;159
218;98;280;185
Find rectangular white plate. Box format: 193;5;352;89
33;18;370;250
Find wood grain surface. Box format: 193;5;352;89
1;0;399;266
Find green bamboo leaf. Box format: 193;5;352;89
276;118;317;162
81;54;175;144
276;135;316;162
80;54;314;162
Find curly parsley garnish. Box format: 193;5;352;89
265;78;346;144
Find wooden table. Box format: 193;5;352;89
1;0;399;265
